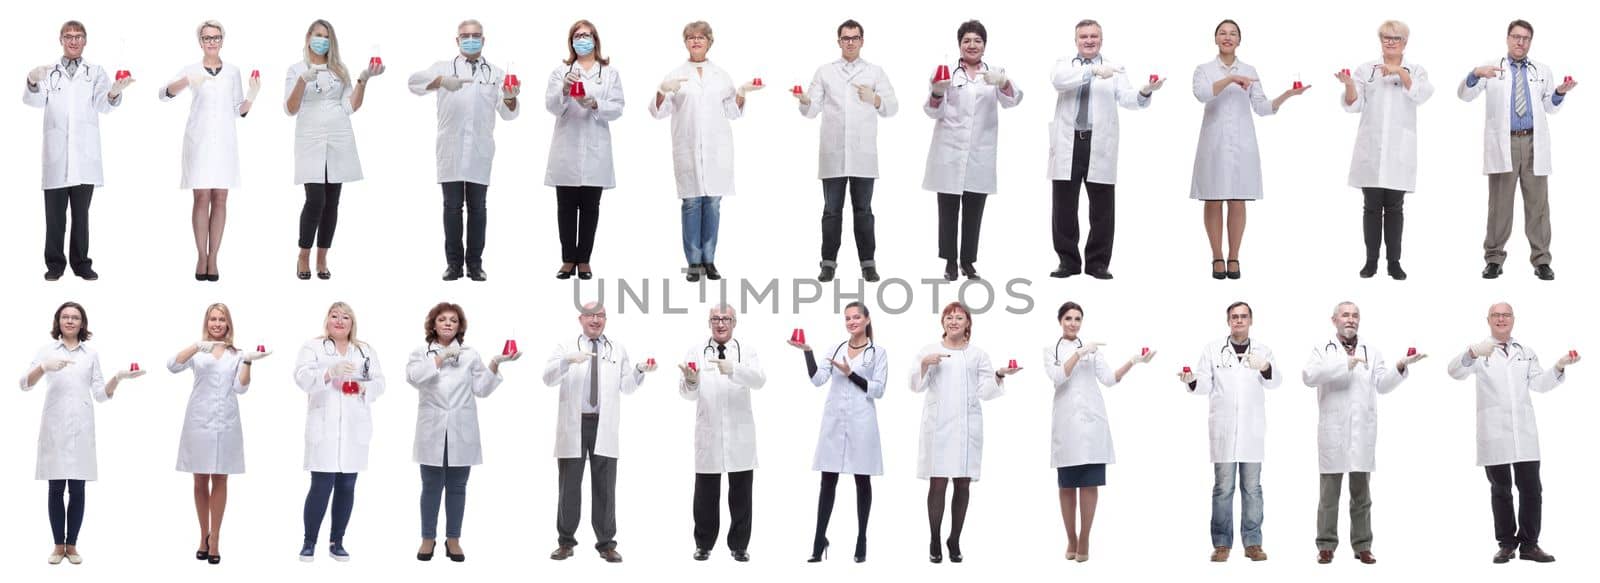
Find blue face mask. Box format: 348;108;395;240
309;37;330;56
459;38;483;55
572;38;595;57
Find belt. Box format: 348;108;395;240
1074;130;1093;140
581;413;600;419
1510;129;1534;137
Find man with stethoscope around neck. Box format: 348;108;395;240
408;19;521;283
24;20;135;282
541;302;657;563
1459;19;1577;281
1446;302;1579;564
677;304;766;562
1178;301;1281;563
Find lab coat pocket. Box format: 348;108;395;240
305;408;327;446
353;408;374;447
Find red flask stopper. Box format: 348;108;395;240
687;361;698;372
129;362;140;372
646;357;656;367
1149;74;1159;83
503;339;518;356
250;69;260;79
1141;347;1150;356
1182;366;1192;374
1569;349;1579;359
791;84;803;95
115;70;131;81
1007;359;1018;369
1407;347;1417;357
791;328;806;344
933;64;951;82
256;345;266;353
1293;80;1304;90
1564;75;1574;84
370;56;383;67
751;77;763;87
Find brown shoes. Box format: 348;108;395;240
599;548;623;563
1356;550;1377;564
549;546;574;561
1519;546;1556;563
1210;546;1230;562
1492;547;1515;564
1317;550;1333;564
1244;545;1268;561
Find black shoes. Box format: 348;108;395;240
808;538;828;563
1492;547;1515;564
557;264;576;279
1519;546;1556;562
1225;259;1241;279
862;266;880;282
854;536;867;563
947;538;963;563
704;263;721;280
1085;267;1113;280
818;264;836;282
1211;259;1225;279
960;261;980;280
1050;264;1079;278
444;540;465;562
45;269;65;281
1387;261;1407;280
297;270;312;280
199;273;211;281
467;267;487;282
443;266;464;281
694;548;710;561
1535;264;1555;280
1359;261;1378;278
317;270;331;280
1482;262;1502;279
731;550;750;562
943;261;958;282
929;540;943;563
686;264;702;282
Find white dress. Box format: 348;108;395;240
24;341;111;481
169;348;249;474
159;62;244;189
909;342;1005;480
1042;338;1119;468
1189;57;1274;200
809;340;889;475
286;62;363;185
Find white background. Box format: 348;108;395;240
4;0;1598;581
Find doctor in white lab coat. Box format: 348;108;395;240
23;20;132;281
1445;302;1578;563
1300;302;1422;564
286;19;382;281
20;302;141;564
909;302;1015;563
792;301;888;562
545;20;625;281
408;19;520;282
648;20;756;282
168;303;268;562
292;302;386;560
923;20;1022;282
1042;301;1153;562
1458;20;1576;280
1047;20;1160;280
405;302;515;560
541;302;653;562
159;21;259;282
1339;21;1434;281
1179;301;1281;561
794;19;898;282
677;305;766;560
1190;20;1307;280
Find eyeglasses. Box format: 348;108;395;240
574;32;594;40
838;35;863;43
458;32;484;40
1490;312;1515;319
1508;34;1532;43
709;316;734;324
1228;314;1252;321
580;312;607;320
1380;35;1405;44
685;35;708;42
200;35;224;44
61;34;86;43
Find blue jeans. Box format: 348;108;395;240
680;197;722;265
421;443;472;540
304;472;358;544
1211;462;1263;548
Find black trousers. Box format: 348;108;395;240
1361;187;1405;262
441;181;488;269
43;185;94;274
298;183;344;249
557;414;617;550
693;470;753;551
1486;461;1542;550
1052;133;1116;272
821;177;876;264
936;192;988;264
555;186;603;263
48;479;86;545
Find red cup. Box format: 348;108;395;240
791;84;803;95
256;344;266;353
1340;68;1350;76
933;64;951;82
1564;75;1574;84
129;362;140;372
115;70;131;81
751;77;763;87
646;357;656;367
1569;349;1579;359
1182;366;1192;374
370;56;383;67
503;339;518;356
687;362;698;372
1007;359;1018;369
1141;347;1150;356
250;69;260;79
791;328;806;344
1407;347;1417;357
1149;74;1159;83
1293;80;1304;90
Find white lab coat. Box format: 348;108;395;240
678;339;766;474
1048;56;1150;184
159;63;244;189
540;334;646;459
799;58;898;179
647;60;742;198
23;341;111;481
23;60;119;190
286;62;363;185
910;343;1005;480
922;63;1023;194
408;56;519;185
1189;338;1282;463
169;348;249;474
1190;58;1275;200
406;341;502;467
1042;338;1119;468
1458;57;1564;176
809;339;889;475
544;61;624;189
1300;338;1407;474
1446;338;1564;466
1344;60;1433;191
294;338;386;473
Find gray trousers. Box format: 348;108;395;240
1484;134;1552;265
1317;472;1372;552
557;414;618;550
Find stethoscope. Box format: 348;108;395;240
827;338;878;370
1322;340;1370;366
1052;337;1084;365
1497;57;1544;84
450;55;497;85
43;61;89;93
702;338;743;363
949;60;989;89
577;335;616;362
322;338;371;378
1216;337;1256;369
1359;63;1413;85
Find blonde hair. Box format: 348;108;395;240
197;20;224;40
303;19;351;86
683;21;713;44
201;303;236;348
323;301;361;347
1378;20;1409;40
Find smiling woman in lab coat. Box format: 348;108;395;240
285;20;383;281
405;302;517;562
648;20;759;283
159;21;259;282
923;20;1022;282
292;302;385;562
1190;20;1308;280
20;302;142;565
1043;301;1153;562
791;301;887;563
1338;21;1433;280
910;302;1017;563
168;303;269;564
545;20;624;281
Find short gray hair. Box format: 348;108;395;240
197;20;224;39
1075;19;1101;31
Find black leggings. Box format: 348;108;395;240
814;472;872;544
928;477;971;545
48;479;86;546
298;183;344;249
